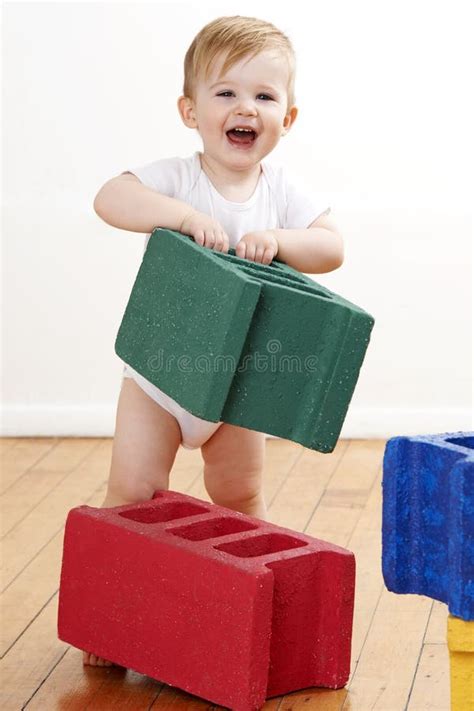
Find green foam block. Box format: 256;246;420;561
115;229;374;452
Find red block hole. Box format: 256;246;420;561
215;532;308;558
119;501;209;523
169;516;259;541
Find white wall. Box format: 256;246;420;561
2;0;472;437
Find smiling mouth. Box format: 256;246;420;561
226;128;257;145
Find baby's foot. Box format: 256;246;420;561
82;649;114;667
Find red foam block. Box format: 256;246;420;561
58;489;355;710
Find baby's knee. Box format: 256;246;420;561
204;464;264;507
207;483;267;519
103;478;166;508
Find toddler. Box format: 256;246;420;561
85;15;344;666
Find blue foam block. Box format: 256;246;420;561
382;431;474;620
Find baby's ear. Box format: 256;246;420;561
177;95;198;129
282;105;298;135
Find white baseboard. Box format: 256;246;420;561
1;404;472;438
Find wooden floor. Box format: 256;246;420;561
0;437;450;710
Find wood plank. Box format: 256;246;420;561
275;688;347;710
24;644;164;710
0;438;21;455
0;594;67;709
1;438;98;536
343;590;432;709
406;600;450;710
305;439;386;547
0;438;58;493
425;600;448;644
266;438;349;531
406;643;450;710
0;479;106;658
342;462;385;679
0;439;109;591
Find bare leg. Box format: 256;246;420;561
201;423;267;520
83;377;182;667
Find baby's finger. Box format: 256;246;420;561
219;231;230;253
204;230;216;249
212;231;225;252
254;246;266;264
245;243;257;262
262;247;275;265
194;230;205;247
235;241;246;259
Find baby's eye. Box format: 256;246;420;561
216;91;274;101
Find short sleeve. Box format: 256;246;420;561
123;156;186;198
284;170;331;229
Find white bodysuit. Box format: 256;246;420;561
122;150;331;449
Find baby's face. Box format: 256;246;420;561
178;49;297;171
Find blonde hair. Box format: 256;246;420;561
182;15;296;112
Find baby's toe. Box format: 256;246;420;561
96;656;112;667
82;649;114;667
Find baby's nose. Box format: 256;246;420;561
235;99;258;115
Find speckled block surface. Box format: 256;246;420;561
115;228;375;453
382;431;474;620
58;490;355;710
447;615;474;711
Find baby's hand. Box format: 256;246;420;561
235;230;279;265
180;209;229;253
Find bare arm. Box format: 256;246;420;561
235;214;344;272
272;215;344;273
93;172;195;234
